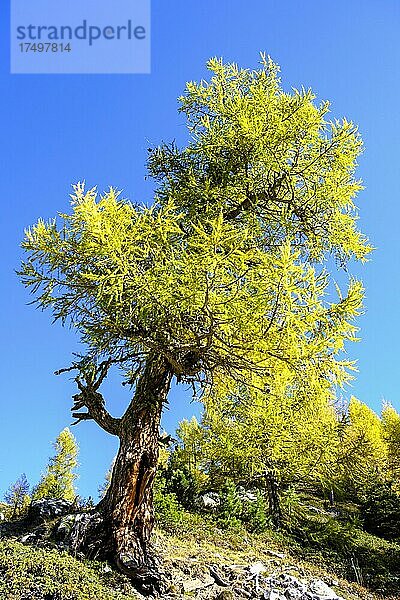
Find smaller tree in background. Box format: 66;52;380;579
217;479;243;530
335;397;388;500
4;473;30;519
98;457;115;500
33;428;78;502
381;403;400;488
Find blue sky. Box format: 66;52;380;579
1;0;399;500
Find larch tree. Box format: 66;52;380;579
335;397;387;498
19;56;371;587
33;428;79;502
381;402;400;487
174;417;205;476
98;456;116;500
179;243;363;500
4;473;30;519
198;368;341;496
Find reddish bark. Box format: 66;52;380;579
98;356;173;588
64;355;174;592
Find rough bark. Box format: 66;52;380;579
70;355;173;594
265;471;281;528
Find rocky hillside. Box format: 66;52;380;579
0;499;397;600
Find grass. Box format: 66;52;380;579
152;510;391;599
0;539;140;600
152;498;400;599
0;499;399;599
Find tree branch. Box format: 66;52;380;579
56;359;122;436
71;384;121;435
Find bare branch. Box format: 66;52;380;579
72;373;121;436
55;358;122;436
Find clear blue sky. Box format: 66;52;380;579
1;0;399;500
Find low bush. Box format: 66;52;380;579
217;479;243;531
360;481;400;541
242;491;270;533
288;515;400;594
0;539;138;599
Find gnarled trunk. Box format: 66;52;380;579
70;356;173;593
105;356;172;586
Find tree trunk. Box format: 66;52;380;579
108;356;172;585
265;471;281;528
72;355;173;593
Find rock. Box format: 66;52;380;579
265;549;286;559
62;511;105;554
237;486;258;503
261;571;343;600
279;574;305;590
249;561;267;575
309;579;338;599
182;576;214;592
196;492;221;511
56;542;68;550
55;514;77;540
284;588;303;600
234;587;251;598
20;533;37;543
28;499;73;524
261;574;343;600
264;591;286;600
210;565;230;587
216;590;235;600
102;564;112;574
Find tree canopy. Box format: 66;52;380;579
21;56;371;402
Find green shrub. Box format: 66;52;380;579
289;515;400;594
163;464;199;509
153;485;183;528
279;486;305;529
217;479;243;531
244;491;270;533
360;481;400;540
0;539;138;599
